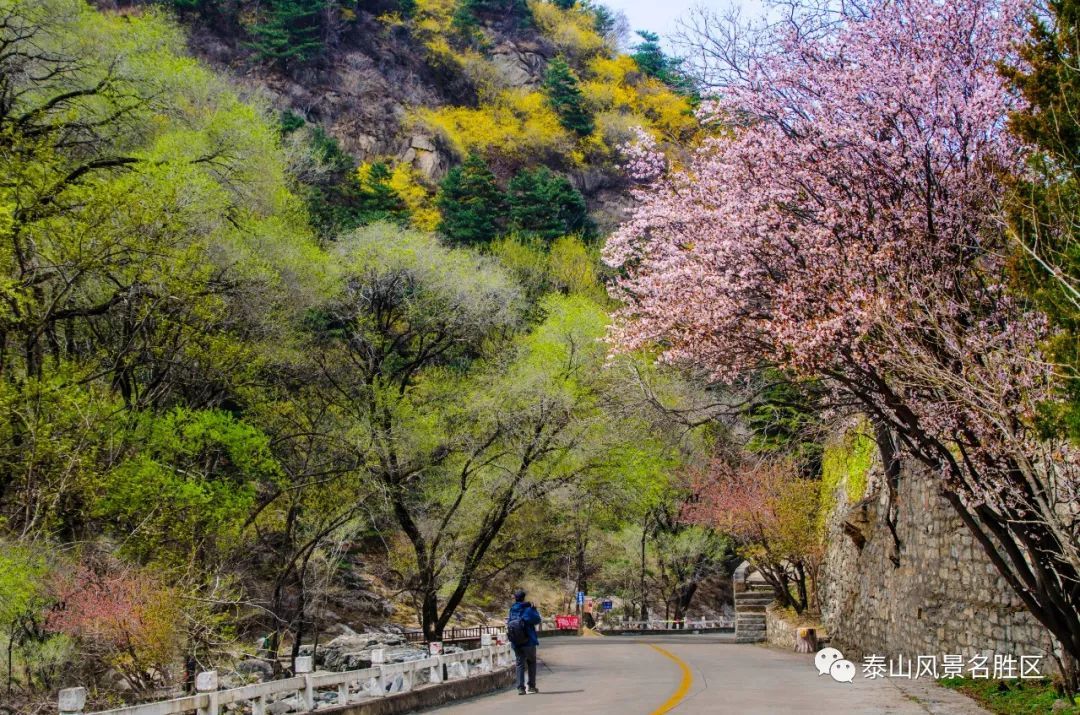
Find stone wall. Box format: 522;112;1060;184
765;606;798;651
819;442;1056;669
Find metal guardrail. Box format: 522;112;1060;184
57;644;514;715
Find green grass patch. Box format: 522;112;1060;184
939;677;1080;714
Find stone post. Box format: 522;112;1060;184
58;687;86;715
195;671;219;715
294;656;314;710
429;654;444;684
371;648;386;697
337;680;349;707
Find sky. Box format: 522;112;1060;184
606;0;767;42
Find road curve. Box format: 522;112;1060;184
431;635;991;714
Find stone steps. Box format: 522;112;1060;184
734;603;768;613
735;592;774;601
734;584;773;644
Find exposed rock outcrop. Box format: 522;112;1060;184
489;40;550;88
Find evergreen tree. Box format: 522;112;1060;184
587;1;619;39
543;57;595;136
352;163;410;225
1003;0;1080;440
454;0;531;31
631;31;697;97
248;0;325;70
355;162;410;225
290;127;409;236
507;167;588;241
436;153;505;244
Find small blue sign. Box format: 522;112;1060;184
576;591;584;605
601;600;613;611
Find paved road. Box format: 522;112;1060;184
433;635;990;715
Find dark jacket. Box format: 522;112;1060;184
508;601;541;648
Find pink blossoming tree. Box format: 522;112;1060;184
605;0;1080;685
47;565;183;693
684;457;822;614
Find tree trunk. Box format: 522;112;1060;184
673;582;698;622
639;518;649;621
574;537;588;600
421;588;440;642
873;422;903;567
794;561;809;613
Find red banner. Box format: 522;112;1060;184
554;614;580;630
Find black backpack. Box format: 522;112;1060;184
507;614;530;646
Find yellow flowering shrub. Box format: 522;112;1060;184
389;164;441;231
417;89;574;161
528;0;608;62
580;55;699;144
382;0;699;168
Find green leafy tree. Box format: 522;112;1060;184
247;0;326;70
543;57;595;136
507;167;589;241
436;153;505;244
96;409;284;569
741;370;825;476
0;543;51;694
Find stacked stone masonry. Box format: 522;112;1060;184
819;455;1057;671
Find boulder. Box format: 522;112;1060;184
399;135;448;182
235;658;274;681
304;631;427;671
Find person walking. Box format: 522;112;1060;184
506;589;541;695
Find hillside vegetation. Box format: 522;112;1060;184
0;0;726;709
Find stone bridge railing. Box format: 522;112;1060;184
57;644;513;715
607;618;734;631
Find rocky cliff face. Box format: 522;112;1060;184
105;2;624;193
184;11;455;180
92;0;700;241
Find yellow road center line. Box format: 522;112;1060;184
649;644;694;714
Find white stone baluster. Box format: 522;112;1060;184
58;687;86;715
196;671;219;715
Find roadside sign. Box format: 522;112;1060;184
576;591;584;605
601;600;613;611
555;614;580;630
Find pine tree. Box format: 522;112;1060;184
543;58;594;136
1002;0;1080;440
631;31;697;98
248;0;326;70
454;0;532;31
436;153;505;244
356;162;410;226
507;167;588;241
